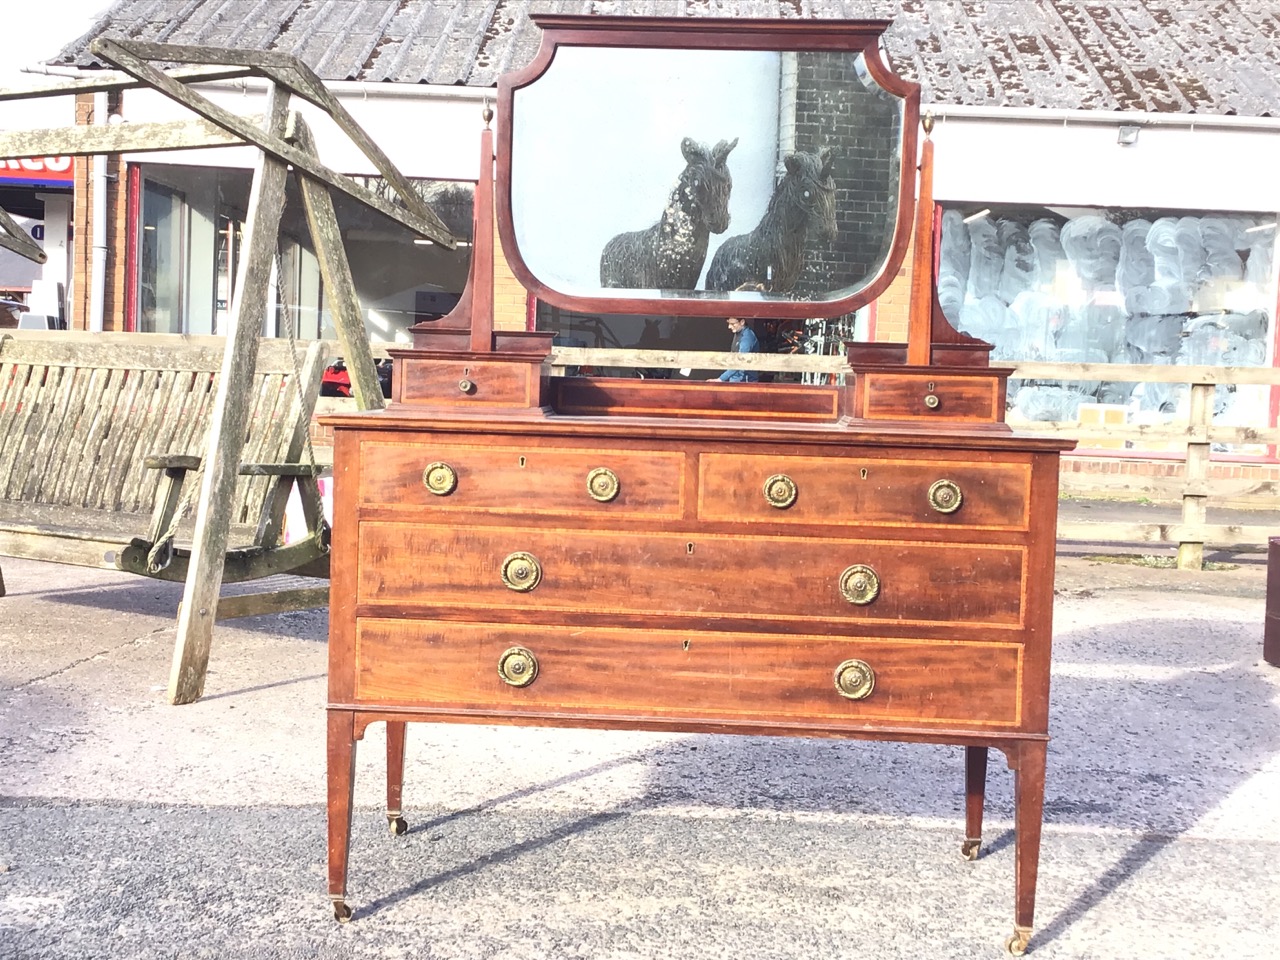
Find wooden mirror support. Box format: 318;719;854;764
326;16;1074;956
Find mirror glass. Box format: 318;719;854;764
508;45;906;311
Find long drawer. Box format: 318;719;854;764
698;453;1030;530
352;618;1024;729
357;523;1026;629
357;439;685;519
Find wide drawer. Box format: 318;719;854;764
698;453;1030;530
353;618;1024;729
357;440;685;519
357;523;1026;629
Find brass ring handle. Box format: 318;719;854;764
839;564;880;605
497;646;539;687
923;393;940;409
833;659;876;700
763;474;798;509
586;467;620;502
500;552;542;592
928;478;963;514
459;378;475;394
422;461;458;496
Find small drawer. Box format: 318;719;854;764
357;523;1026;629
357;440;685;518
699;453;1030;530
855;372;1004;422
353;618;1023;729
395;357;541;408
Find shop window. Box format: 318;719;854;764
939;205;1278;452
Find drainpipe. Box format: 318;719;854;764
89;92;108;333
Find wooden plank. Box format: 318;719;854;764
0;64;255;101
1178;383;1213;570
0;118;247;160
1010;361;1280;386
549;347;849;373
0;362;49;499
168;83;292;706
20;363;77;502
289;115;384;412
91;37;456;248
1058;520;1275;550
1005;419;1280;445
214;585;329;621
84;368;145;512
2;330;329;374
107;369;169;513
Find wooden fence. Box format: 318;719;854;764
543;348;1280;569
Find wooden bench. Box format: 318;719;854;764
0;329;331;665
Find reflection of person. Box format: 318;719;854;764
717;315;759;382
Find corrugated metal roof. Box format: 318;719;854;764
48;0;1280;116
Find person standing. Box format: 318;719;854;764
717;315;760;382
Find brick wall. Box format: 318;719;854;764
790;51;902;302
71;91;129;331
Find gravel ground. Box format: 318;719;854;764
1;552;1277;959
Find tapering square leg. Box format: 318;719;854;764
962;745;988;861
327;710;357;922
386;720;408;835
1005;740;1047;956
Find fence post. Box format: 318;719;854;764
1177;381;1213;570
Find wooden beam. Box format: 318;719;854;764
1010;361;1280;386
106;42;445;236
0;205;47;264
0;65;255;101
89;37;456;248
288;115;385;412
167;83;292;706
0;117;246;159
1177;382;1213;570
214;585;329;621
1058;521;1274;550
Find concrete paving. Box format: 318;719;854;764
1;550;1278;959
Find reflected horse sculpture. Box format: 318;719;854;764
705;147;837;293
600;136;738;290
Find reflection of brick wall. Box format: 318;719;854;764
493;203;528;331
790;52;900;300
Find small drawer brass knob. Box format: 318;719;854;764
586;467;620;502
497;646;539;687
839;564;880;605
763;474;798;509
458;378;475;394
500;552;542;592
833;659;876;700
422;461;457;496
928;478;963;514
924;393;940;409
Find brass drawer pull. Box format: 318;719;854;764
422;461;458;496
763;474;798;509
924;393;940;409
928;478;963;514
586;467;620;502
497;646;538;687
833;659;875;700
500;552;542;592
458;378;475;394
839;564;880;605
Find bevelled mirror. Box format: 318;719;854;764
496;17;921;319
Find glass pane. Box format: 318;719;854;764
137;180;185;333
510;46;904;305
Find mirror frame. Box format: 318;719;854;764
495;15;922;320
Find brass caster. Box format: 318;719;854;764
961;838;981;861
1005;927;1031;956
332;900;352;923
388;816;408;836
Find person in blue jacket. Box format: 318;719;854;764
717;314;759;382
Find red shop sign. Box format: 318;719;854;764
0;157;74;187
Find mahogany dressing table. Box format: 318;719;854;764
323;17;1073;956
